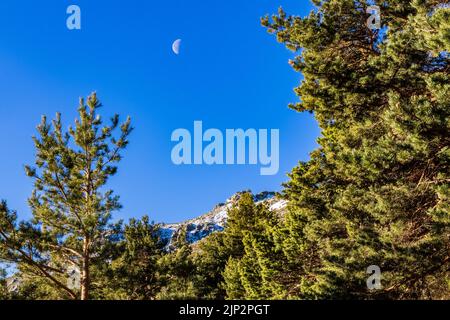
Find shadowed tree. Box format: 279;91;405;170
0;93;132;300
106;216;164;300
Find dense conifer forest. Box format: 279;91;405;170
1;1;449;300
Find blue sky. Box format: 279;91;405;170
0;0;319;223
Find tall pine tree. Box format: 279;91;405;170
263;0;449;299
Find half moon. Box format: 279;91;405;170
172;39;182;55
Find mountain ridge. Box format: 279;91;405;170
159;191;288;250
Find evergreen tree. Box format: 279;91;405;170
0;93;132;300
107;216;164;300
262;1;449;299
0;267;8;300
193;193;259;300
221;193;284;299
193;192;284;300
191;232;229;299
157;228;199;299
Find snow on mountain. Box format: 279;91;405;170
159;191;288;250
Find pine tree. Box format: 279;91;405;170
107;216;164;300
221;193;285;299
189;193;286;300
0;93;132;300
157;228;199;300
201;193;259;299
0;266;8;300
189;192;285;300
262;1;449;299
191;232;229;299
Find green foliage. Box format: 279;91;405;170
193;193;285;300
106;216;164;300
0;268;8;300
1;0;449;301
0;93;132;300
191;232;229;299
157;229;199;300
262;0;449;299
221;193;285;299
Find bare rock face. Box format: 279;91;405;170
159;191;288;250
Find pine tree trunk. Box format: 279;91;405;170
80;237;90;300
